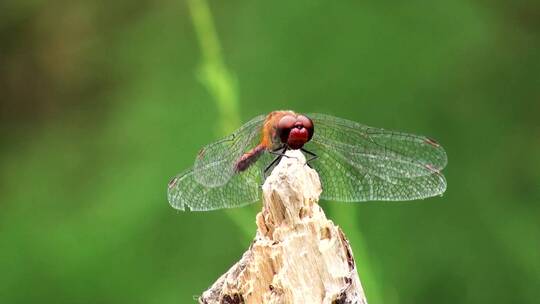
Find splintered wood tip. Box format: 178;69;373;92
260;150;322;228
199;149;368;304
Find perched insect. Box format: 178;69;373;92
168;111;447;211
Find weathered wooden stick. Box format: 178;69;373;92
199;150;368;304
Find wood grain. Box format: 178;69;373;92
199;150;367;304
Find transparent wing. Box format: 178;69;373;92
194;115;266;187
168;159;264;211
305;113;447;202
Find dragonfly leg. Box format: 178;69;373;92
301;148;318;168
268;145;293;159
264;146;288;178
264;155;282;175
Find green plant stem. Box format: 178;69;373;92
331;206;384;303
187;0;254;241
187;0;240;134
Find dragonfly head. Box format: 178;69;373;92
277;114;314;149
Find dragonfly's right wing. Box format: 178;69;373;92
193;115;266;187
305;113;447;202
168;161;263;211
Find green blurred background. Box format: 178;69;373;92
1;0;539;303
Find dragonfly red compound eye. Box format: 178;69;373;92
297;115;314;141
277;115;296;143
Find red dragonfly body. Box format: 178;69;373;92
235;111;314;172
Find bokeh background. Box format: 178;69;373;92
1;0;539;303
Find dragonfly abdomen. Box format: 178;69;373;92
235;144;266;172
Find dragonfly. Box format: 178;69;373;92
167;111;447;211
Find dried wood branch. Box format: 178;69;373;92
199;150;368;304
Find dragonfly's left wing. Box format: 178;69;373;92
168;160;263;211
193;115;266;187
